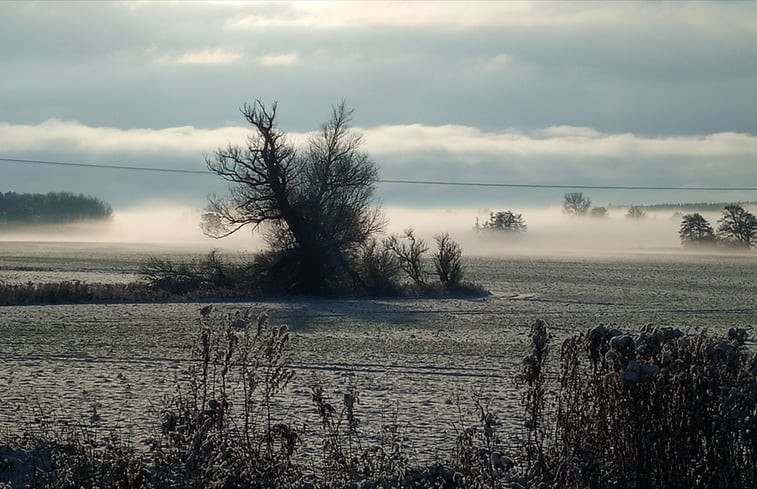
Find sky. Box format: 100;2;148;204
2;0;757;214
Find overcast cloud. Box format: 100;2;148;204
1;1;756;210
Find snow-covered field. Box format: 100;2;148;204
1;242;755;461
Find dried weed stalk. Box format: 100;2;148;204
149;309;302;488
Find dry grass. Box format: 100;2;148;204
1;312;754;488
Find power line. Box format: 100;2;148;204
0;156;210;175
379;179;757;191
1;156;756;191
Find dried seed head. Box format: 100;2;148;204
257;311;269;328
232;317;248;328
588;324;607;342
610;335;635;354
605;349;620;363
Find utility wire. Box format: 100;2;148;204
1;156;756;191
0;156;210;175
379;179;757;191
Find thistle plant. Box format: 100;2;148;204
517;319;550;486
552;324;755;489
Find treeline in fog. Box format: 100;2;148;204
633;201;757;212
0;191;112;225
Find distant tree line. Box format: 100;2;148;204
0;191;112;225
562;192;707;220
477;194;756;251
561;193;756;248
680;204;756;249
639;201;757;212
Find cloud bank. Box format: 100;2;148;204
2;119;755;208
5;120;757;159
2;1;756;134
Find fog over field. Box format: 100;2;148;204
386;206;687;255
0;202;740;257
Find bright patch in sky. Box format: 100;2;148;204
175;48;242;64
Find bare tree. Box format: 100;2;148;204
716;204;756;249
202;101;384;294
626;205;647;219
385;228;429;288
433;233;464;289
679;213;715;247
563;192;591;216
590;206;608;218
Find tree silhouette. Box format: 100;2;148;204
590;206;608;218
482;211;527;232
563;192;591;216
0;191;111;225
626;205;647;219
202;101;384;294
716;204;756;249
385;228;429;288
679;213;715;247
433;233;463;289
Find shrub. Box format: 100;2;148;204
140;251;257;295
551;324;755;488
356;238;402;296
433;233;464;290
385;228;429;289
0;281;155;306
0;405;146;489
518;319;550;482
626;205;647;219
2;311;303;488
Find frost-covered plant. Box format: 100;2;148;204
0;404;146;489
140;251;256;296
5;314;753;489
516;319;551;486
452;392;515;487
311;381;411;488
148;309;302;488
552;324;756;489
311;383;360;484
0;281;155;306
